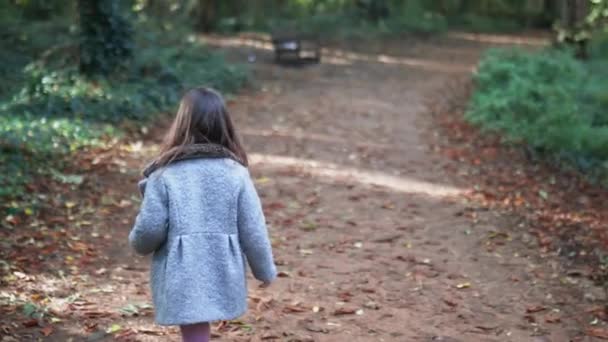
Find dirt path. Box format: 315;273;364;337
3;33;600;341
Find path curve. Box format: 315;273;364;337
39;33;594;341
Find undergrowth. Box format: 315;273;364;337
215;5;528;39
466;44;608;183
0;19;249;210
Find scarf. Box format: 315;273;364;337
143;143;244;177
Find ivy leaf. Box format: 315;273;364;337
22;302;38;318
106;324;122;334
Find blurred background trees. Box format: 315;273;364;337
0;0;607;207
78;0;133;75
3;1;607;48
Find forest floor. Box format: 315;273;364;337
2;32;607;341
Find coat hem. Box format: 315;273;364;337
155;307;247;326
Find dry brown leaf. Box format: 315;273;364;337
544;312;561;324
586;327;608;339
137;328;165;336
443;299;458;307
283;305;307;313
373;234;403;243
261;333;280;340
475;325;498;332
525;305;547;314
21;319;39;328
277;271;291;278
40;325;54;337
333;307;357;316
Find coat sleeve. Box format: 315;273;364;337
137;178;147;197
129;175;169;255
237;172;277;283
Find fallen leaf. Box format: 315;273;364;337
455;282;471;289
120;304;140;317
84;311;113;319
40;325;54;337
333;307;357;316
373;234;403;243
21;319;38;328
475;325;498;332
544;312;561;323
118;200;132;208
106;324;122;334
362;301;379;311
443;299;458;307
526;305;547;314
283;304;307;313
86;331;107;341
586;327;608;339
302;322;329;334
381;202;395;210
256;177;271;184
300;221;317;231
22;302;37;317
261;333;280;340
337;291;353;301
138;328;165;336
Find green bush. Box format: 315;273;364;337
78;0;134;75
0;20;249;205
447;14;523;32
380;10;447;34
467;48;608;177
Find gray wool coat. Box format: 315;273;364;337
129;157;277;325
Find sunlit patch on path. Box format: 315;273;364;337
203;34;473;72
251;153;463;197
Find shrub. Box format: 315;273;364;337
467;48;608;178
0;21;249;205
78;0;134;75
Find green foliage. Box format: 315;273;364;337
556;0;608;44
467;48;608;178
78;0;134;75
589;30;608;57
0;19;249;205
380;2;448;34
447;13;523;32
131;0;547;37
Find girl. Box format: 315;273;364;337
129;87;277;342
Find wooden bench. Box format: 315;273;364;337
271;31;321;65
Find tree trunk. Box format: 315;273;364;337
79;0;133;75
196;0;216;32
558;0;591;58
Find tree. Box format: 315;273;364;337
195;0;217;32
555;0;608;58
78;0;133;75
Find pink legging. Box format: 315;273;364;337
180;322;210;342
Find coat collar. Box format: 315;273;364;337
143;143;244;177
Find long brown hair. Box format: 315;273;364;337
155;87;248;167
